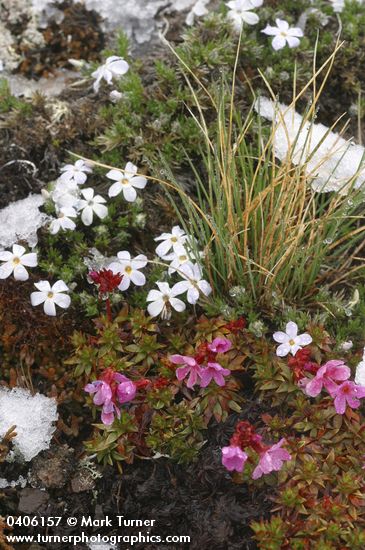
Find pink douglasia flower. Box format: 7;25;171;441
252;438;291;479
221;445;248;472
331;381;365;415
84;370;136;425
200;362;231;387
170;355;203;388
207;337;232;354
304;360;351;398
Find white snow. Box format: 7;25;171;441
254;97;365;194
0;194;49;249
0;388;58;462
31;0;202;44
0;475;27;488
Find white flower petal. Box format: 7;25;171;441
273;331;289;344
241;11;259;25
130;176;147;189
0;251;13;261
130;270;145;286
198;279;212;296
286;36;300;49
170;297;186;312
53;293;71;309
0;261;14;279
13;264;29;281
31;291;46;306
155;240;171;257
12;244;26;257
296;333;312;346
93;203;108;220
52;280;69;293
81;206;93;226
108;181;122;197
106;169;123;182
34;280;51;292
44;299;56;316
147;289;163;302
122;186;137;202
276;343;291;357
272;35;286;51
147;299;165;317
118;276;130;291
171;280;190;295
20;252;37;267
286;322;298;339
131;254;148;269
187;287;200;304
81;188;94;201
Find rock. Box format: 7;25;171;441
70;469;96;493
18;488;49;514
30;445;74;489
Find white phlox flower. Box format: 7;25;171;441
0;244;37;281
78;188;108;226
262;18;303;50
173;262;212;304
273;321;312;357
92;56;129;92
108;250;148;291
106;162;147;202
186;0;210;26
146;282;186;320
30;280;71;316
49;207;77;234
154;226;188;258
226;0;263;31
59;159;92;185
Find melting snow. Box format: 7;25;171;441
0;194;49;249
255;97;365;194
0;475;27;489
0;388;58;462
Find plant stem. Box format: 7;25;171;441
106;297;112;322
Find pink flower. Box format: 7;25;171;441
331;381;365;415
114;373;137;403
200;362;231;387
252;438;291;479
222;445;248;472
170;354;203;388
100;400;120;425
84;380;112;406
207;337;232;354
84;370;136;425
304;360;351;398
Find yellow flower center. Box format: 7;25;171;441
289;339;295;346
47;291;54;299
163;295;170;302
125;265;132;274
179;255;187;262
12;257;20;265
171;237;178;243
121;178;129;185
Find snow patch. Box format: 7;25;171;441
0;388;58;462
0;194;49;249
254;97;365;194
